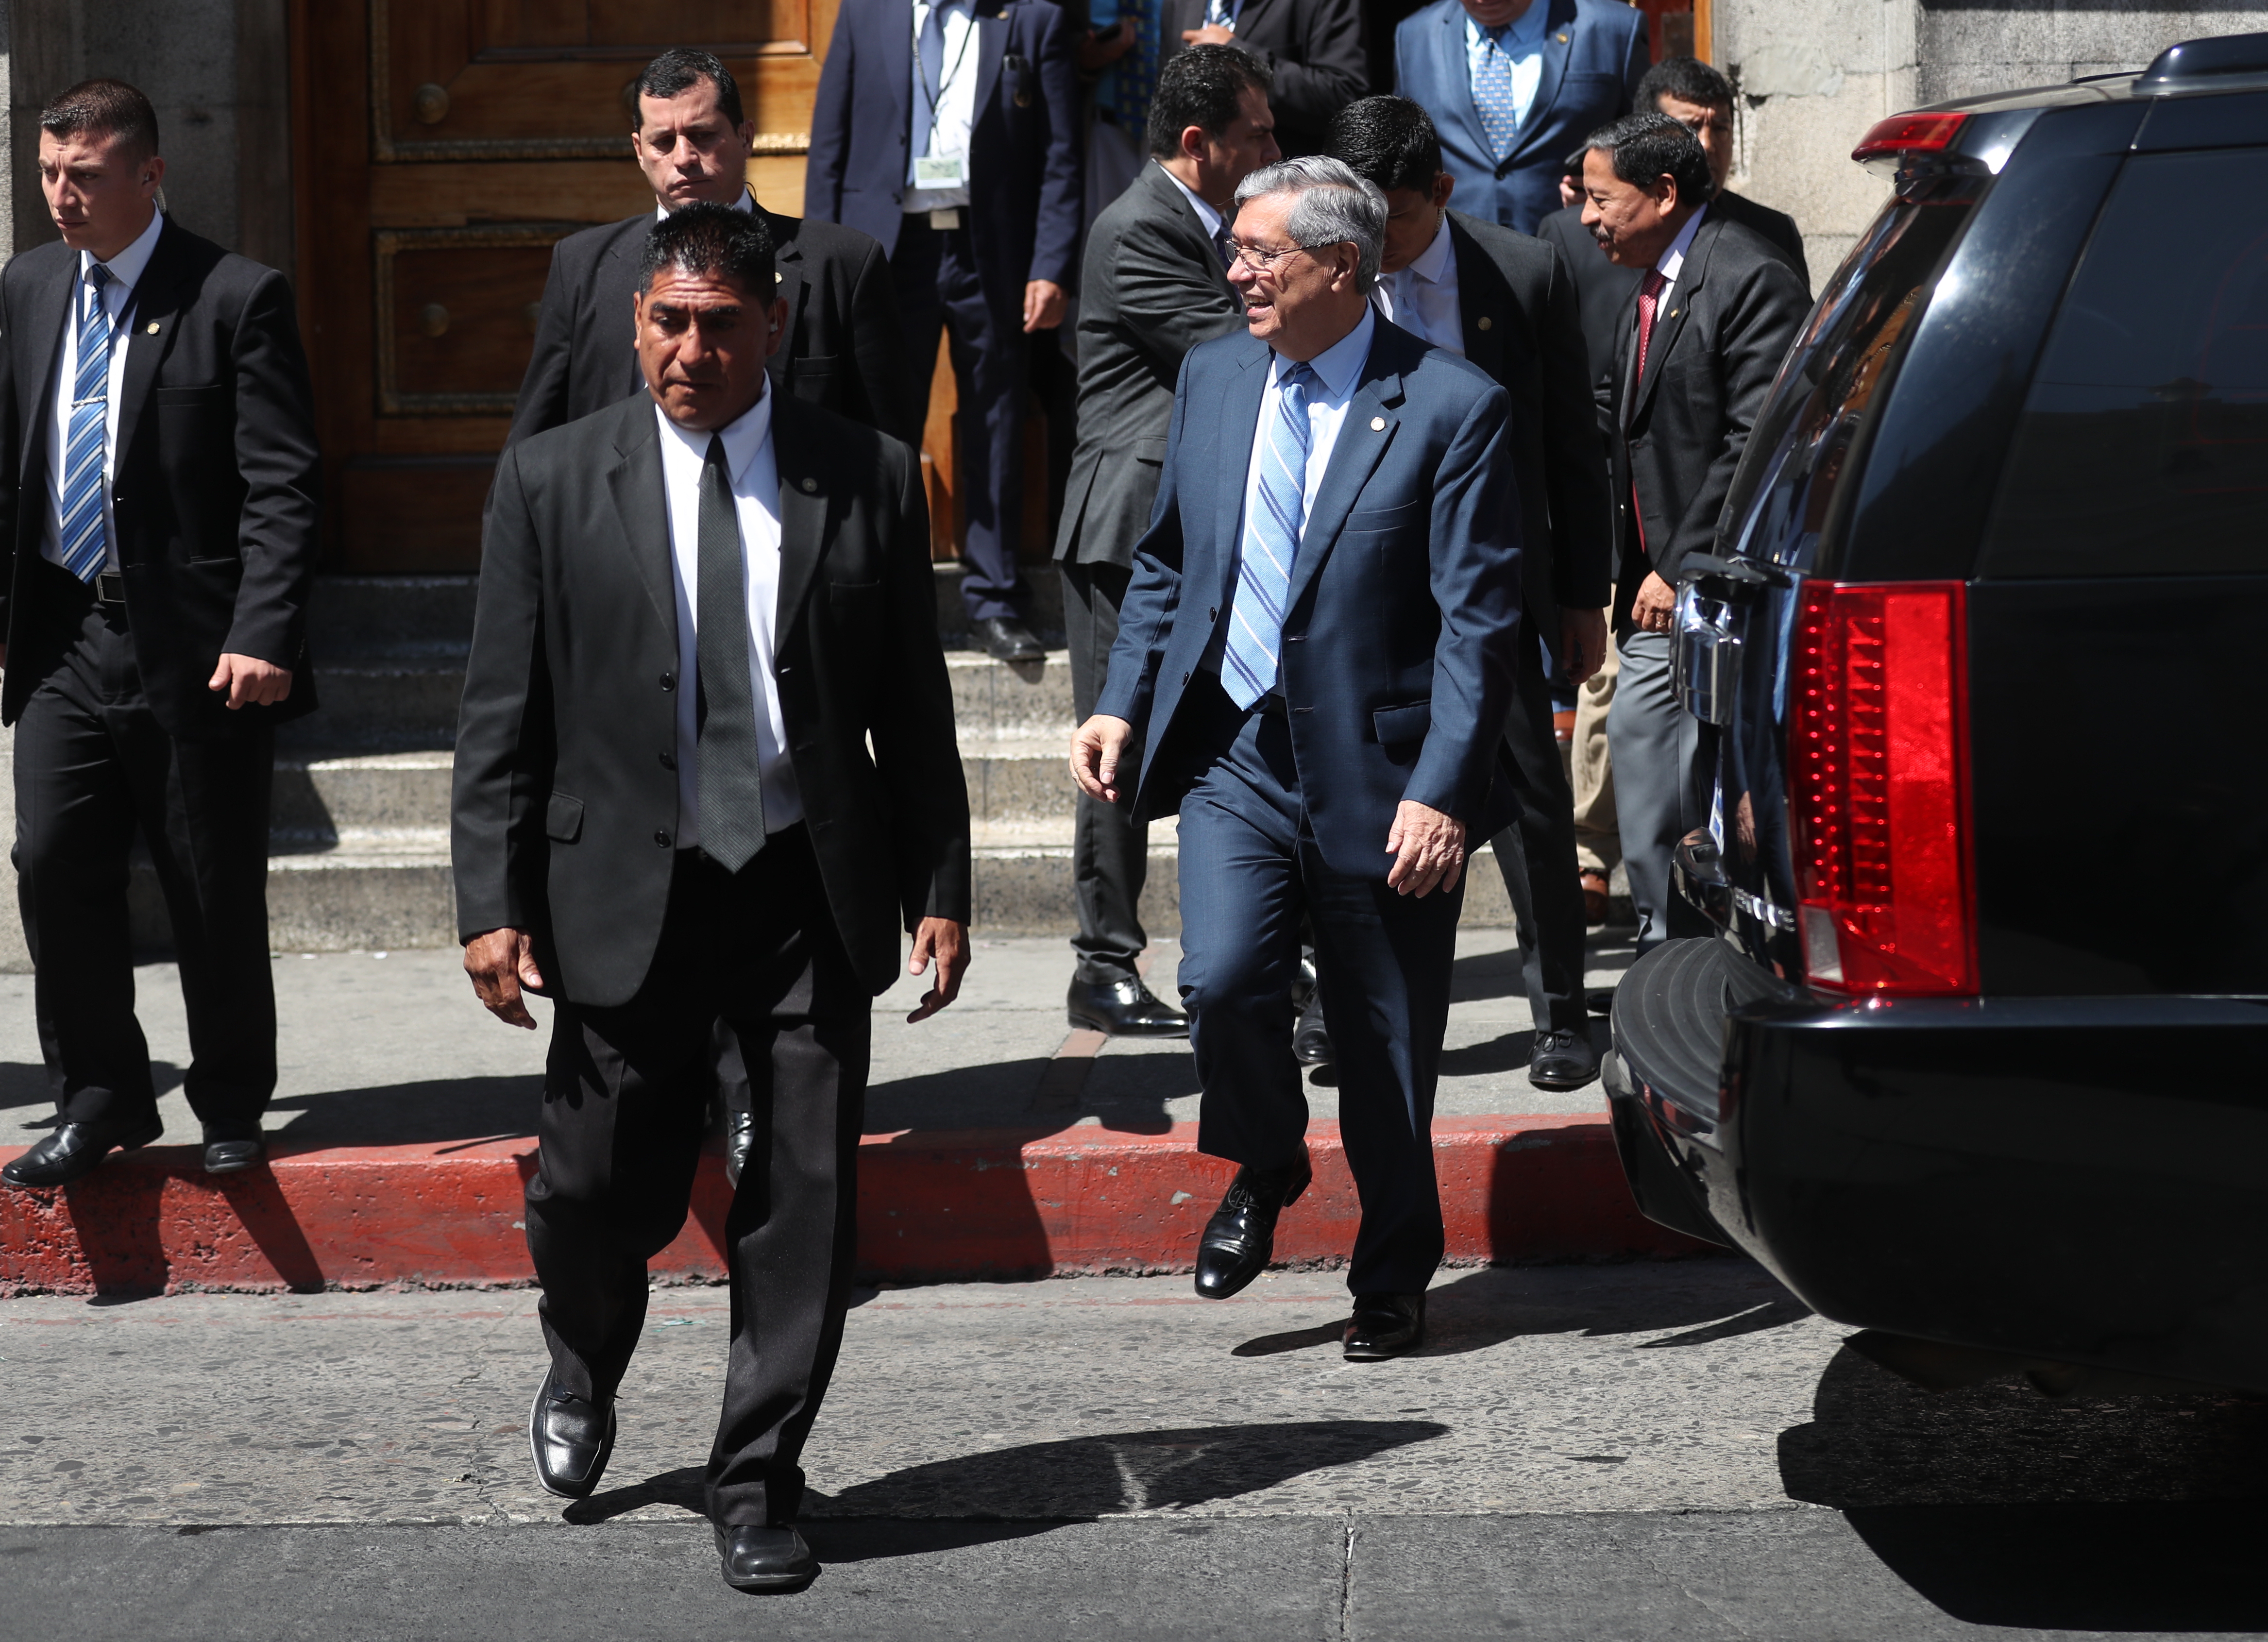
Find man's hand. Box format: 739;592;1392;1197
1386;801;1467;897
1631;572;1677;636
208;653;293;710
1559;607;1608;686
1023;279;1066;334
465;928;545;1030
1181;20;1236;44
1070;714;1135;804
1078;18;1136;69
906;917;969;1023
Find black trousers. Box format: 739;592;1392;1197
890;215;1028;624
525;829;870;1528
1062;559;1150;985
12;573;276;1128
1173;684;1461;1296
1487;631;1592;1037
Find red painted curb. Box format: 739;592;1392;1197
0;1118;1705;1295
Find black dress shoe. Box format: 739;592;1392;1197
202;1122;266;1175
1584;986;1617;1017
528;1367;615;1499
1;1113;163;1189
1343;1292;1426;1360
716;1524;818;1593
1528;1028;1600;1091
1293;991;1332;1067
724;1104;757;1190
972;615;1045;663
1194;1151;1311;1300
1066;975;1188;1037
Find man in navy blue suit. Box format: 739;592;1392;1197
805;0;1082;662
1391;0;1644;235
1070;156;1524;1360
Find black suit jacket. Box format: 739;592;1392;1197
1609;212;1809;632
1534;203;1640;418
1444;210;1612;645
0;215;319;738
504;205;905;450
1054;162;1243;570
1161;0;1368;158
453;392;971;1007
805;0;1082;302
1714;189;1808;289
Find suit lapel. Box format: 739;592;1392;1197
110;219;191;485
1510;0;1578;162
770;394;829;640
762;210;808;384
1631;215;1715;423
16;252;74;487
1439;7;1491;166
1210;346;1272;610
1448;218;1506;380
597;221;646;400
604;404;679;638
1284;342;1402;617
882;0;914;137
971;1;1010;127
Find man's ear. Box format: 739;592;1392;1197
765;295;790;360
1430;170;1455;211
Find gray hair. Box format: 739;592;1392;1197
1232;155;1387;293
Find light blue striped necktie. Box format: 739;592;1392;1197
1222;361;1316;709
1472;26;1519;163
58;262;115;584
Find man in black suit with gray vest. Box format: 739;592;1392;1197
0;80;320;1190
456;206;969;1594
1055;45;1278;1038
1328;95;1613;1091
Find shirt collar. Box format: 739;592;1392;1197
1469;1;1548;51
1405;214;1455;285
1656;203;1708;283
85;206;165;297
655;384;775;485
656;186;758;223
1276;304;1375;400
1154;161;1224;240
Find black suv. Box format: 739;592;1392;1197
1605;34;2268;1393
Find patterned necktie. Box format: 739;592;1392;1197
913;1;947;163
58;263;115;584
695;433;768;871
1205;0;1234;27
1472;27;1519;163
1222;362;1315;709
1629;268;1668;553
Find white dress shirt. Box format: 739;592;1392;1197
1652;203;1709;299
904;0;978;213
1374;215;1463;355
43;206;165;572
654;393;804;846
1466;4;1550;133
1156;161;1224;240
654;186;757;221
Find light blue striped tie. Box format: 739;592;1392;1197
1473;27;1519;163
58;263;115;584
1222;361;1315;709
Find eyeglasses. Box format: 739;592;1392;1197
1224;237;1343;273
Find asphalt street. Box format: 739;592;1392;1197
5;1263;2266;1640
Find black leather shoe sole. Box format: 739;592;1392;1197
1;1116;164;1188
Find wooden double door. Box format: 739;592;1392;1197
296;0;830;571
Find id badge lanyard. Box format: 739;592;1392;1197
913;0;977;190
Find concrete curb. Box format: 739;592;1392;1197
0;1117;1706;1295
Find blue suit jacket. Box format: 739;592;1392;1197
1096;321;1527;878
805;0;1082;305
1393;0;1645;235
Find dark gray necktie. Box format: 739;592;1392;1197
696;433;767;871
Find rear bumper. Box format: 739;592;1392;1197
1608;938;2268;1391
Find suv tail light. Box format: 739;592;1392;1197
1789;581;1978;996
1850;112;1967;164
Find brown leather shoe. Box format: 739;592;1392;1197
1579;868;1610;926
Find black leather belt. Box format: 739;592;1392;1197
94;571;126;608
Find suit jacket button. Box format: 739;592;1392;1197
660;672;675;691
1478;316;1493;332
798;477;817;493
655;829;672;847
659;751;676;771
1207;607;1217;622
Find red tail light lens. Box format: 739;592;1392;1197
1850;112;1968;164
1789;581;1978;996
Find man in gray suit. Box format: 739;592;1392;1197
1055;45;1280;1037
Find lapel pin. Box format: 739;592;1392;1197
799;477;817;492
145;321;159;334
1557;31;1568;43
1477;316;1493;332
1370;416;1386;431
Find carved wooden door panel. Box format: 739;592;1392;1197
296;0;826;571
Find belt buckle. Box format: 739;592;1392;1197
928;207;962;231
95;570;125;606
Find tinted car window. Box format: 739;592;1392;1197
1983;148;2268;577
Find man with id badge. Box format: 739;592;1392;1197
807;0;1081;664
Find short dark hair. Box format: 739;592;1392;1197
1580;111;1714;203
1638;56;1734;114
634;48;745;130
1145;44;1271;159
637;203;776;298
40;79;160;161
1326;97;1442;196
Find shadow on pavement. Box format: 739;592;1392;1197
568;1420;1447;1549
0;1060;182;1122
261;1076;542;1148
1783;1343;2268;1630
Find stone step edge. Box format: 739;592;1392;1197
0;1117;1706;1296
